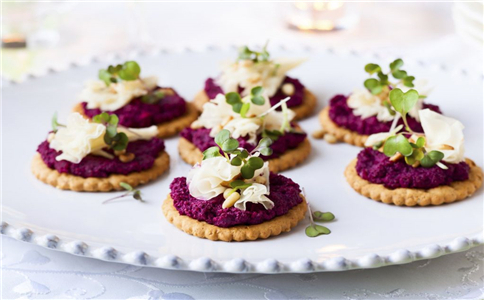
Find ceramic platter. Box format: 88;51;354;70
2;46;483;273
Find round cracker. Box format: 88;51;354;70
73;102;199;138
162;194;307;242
31;151;170;192
178;137;311;173
344;158;483;206
318;107;368;147
193;88;317;121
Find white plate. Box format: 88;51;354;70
2;47;483;273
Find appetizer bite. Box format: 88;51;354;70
179;87;311;173
345;89;483;206
194;44;317;120
317;59;441;146
32;112;170;191
73;61;198;138
163;131;307;241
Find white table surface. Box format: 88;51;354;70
1;2;483;299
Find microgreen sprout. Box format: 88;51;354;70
237;41;270;62
102;182;143;204
141;90;165;104
380;130;445;168
304;191;335;238
388;88;419;132
363;58;417;95
51;112;65;133
98;61;141;86
92;112;129;151
225;86;266;116
202;129;273;179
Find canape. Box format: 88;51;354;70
73;61;198;138
193;44;317;120
179;87;311;173
318;59;441;146
345;88;483;206
163;130;307;241
32;112;169;192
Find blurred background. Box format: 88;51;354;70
2;1;483;81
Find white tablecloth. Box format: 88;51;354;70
2;2;483;299
2;237;483;299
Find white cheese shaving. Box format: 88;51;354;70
187;157;242;200
216;58;305;97
419;109;465;163
80;76;158;111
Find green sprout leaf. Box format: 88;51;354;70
260;147;273;156
92;112;111;124
420;150;445;168
237;43;271;62
250;86;265;105
119;182;134;191
416;136;426;148
312;211;335;222
226;92;242;105
118;61;141;81
230;180;252;189
305;225;331;237
392;69;407;79
111;132;128;151
247;157;264;170
389;88;419;116
239;149;249;159
364;78;383;95
383;135;413;157
99;69;113;85
262;129;282;141
389;58;404;71
241;164;255;179
51;112;60;132
221;139;239;152
240;102;251;118
364;63;381;74
403;76;415;87
215;129;230;147
230;156;243;166
202;146;222;160
404;147;425;165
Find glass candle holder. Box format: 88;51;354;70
286;1;359;32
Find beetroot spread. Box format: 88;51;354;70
82;87;186;128
204;76;305;108
356;148;470;189
37;138;165;178
170;173;303;227
180;127;306;159
328;94;442;135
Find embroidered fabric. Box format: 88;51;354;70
2;236;483;299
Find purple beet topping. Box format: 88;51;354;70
37;138;165;178
204;76;305;108
180;127;306;159
328;94;442;135
356;148;470;189
170;173;303;228
82;87;187;128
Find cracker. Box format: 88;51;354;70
193;89;317;121
162;194;307;242
31;151;170;192
344;158;483;206
73;102;199;138
318;107;368;147
178;137;311;173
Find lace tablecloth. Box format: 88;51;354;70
2;237;483;299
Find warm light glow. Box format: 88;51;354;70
289;1;345;31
